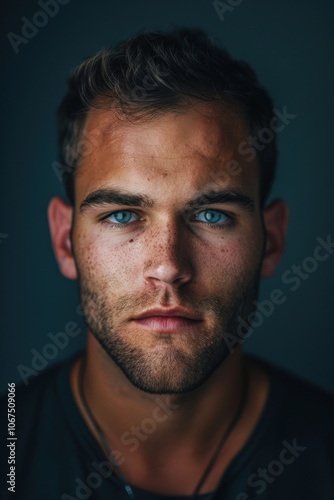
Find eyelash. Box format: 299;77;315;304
99;209;234;229
99;211;143;229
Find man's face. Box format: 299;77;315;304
71;103;264;394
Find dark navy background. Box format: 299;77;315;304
1;0;333;392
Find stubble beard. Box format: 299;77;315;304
77;271;260;395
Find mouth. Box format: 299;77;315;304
131;307;203;333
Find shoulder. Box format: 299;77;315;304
1;357;62;398
252;355;334;435
0;353;88;500
0;353;80;421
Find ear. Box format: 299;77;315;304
48;197;78;280
261;199;288;279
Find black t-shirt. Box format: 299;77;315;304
1;351;334;500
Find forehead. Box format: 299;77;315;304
76;102;259;203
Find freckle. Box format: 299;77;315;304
129;239;134;243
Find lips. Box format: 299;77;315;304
133;307;202;321
132;307;202;333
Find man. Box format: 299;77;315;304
1;29;334;500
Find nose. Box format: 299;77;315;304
143;221;193;287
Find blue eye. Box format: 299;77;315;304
194;209;230;225
106;210;139;224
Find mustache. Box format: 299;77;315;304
110;290;231;318
81;284;224;317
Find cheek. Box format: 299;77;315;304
195;236;262;291
74;231;142;288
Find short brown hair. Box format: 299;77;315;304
57;28;277;205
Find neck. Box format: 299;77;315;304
72;334;265;455
70;333;270;495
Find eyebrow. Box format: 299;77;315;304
79;187;255;214
185;189;256;213
80;188;154;212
